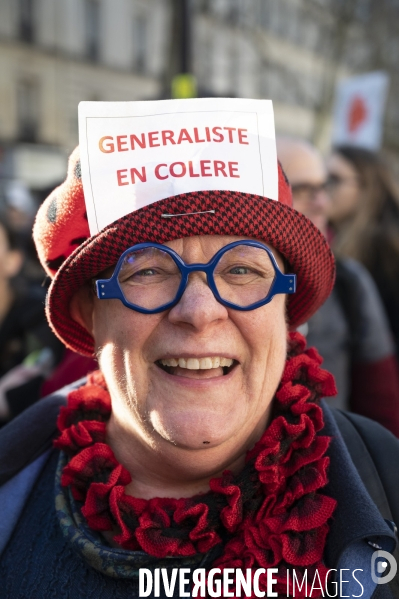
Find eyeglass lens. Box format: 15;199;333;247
292;183;327;201
213;245;276;307
117;244;276;310
118;247;181;310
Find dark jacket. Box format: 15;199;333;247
304;258;399;436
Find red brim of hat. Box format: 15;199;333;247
46;190;335;356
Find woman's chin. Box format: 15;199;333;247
149;409;243;450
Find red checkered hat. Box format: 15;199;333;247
33;146;335;356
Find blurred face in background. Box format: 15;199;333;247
326;152;361;224
0;222;22;284
277;138;331;236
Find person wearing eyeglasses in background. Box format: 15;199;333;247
327;146;399;364
277;137;399;437
0;101;398;598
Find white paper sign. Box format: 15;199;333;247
332;71;389;151
78;98;277;234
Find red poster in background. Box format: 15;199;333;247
332;71;389;150
348;95;368;133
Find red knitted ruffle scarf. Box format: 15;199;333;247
55;332;337;597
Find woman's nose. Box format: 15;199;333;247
167;273;229;330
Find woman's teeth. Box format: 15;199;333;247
159;357;234;370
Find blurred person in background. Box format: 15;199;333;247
277;137;399;436
0;180;97;406
2;179;36;235
0;212;64;425
1;179;45;285
327;146;399;361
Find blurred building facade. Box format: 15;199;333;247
0;0;170;189
192;0;348;146
191;0;399;155
1;0;398;192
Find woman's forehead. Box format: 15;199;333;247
327;152;358;177
163;235;276;253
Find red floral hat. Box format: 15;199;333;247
33;146;335;356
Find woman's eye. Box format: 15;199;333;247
135;268;157;277
229;266;251;275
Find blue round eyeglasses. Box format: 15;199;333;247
96;240;296;314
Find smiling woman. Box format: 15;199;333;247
1;100;399;599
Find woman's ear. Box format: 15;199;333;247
70;283;95;336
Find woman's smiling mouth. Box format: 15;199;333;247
156;356;237;378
